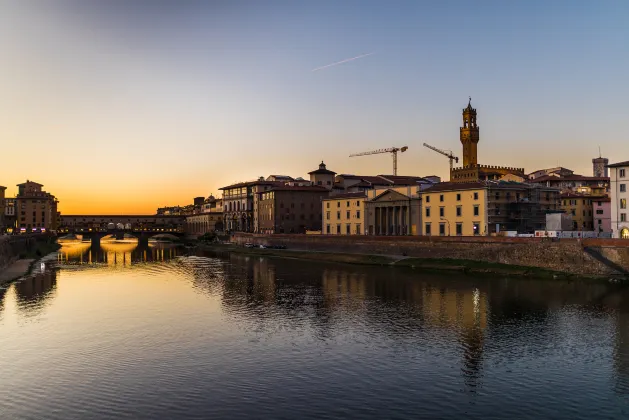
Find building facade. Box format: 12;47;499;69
322;192;366;235
4;198;16;233
308;161;336;189
0;186;5;233
593;197;612;233
257;186;328;234
220;181;256;233
186;213;223;237
421;183;488;236
560;193;596;230
15;180;59;233
364;189;421;235
608;160;629;238
528;174;609;194
421;181;560;236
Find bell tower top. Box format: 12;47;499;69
462;97;477;129
460;97;480;167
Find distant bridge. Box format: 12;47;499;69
59;215;186;234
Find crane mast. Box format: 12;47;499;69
349;146;408;176
422;143;459;171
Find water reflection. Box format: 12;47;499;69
2;246;629;419
57;242;184;266
193;249;629;398
14;268;58;315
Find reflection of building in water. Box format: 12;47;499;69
612;291;629;394
15;268;58;312
321;269;369;308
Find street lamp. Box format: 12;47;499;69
440;217;451;236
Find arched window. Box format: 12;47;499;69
621;228;629;239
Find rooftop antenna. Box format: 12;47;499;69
598;145;602;158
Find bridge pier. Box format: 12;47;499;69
91;235;101;247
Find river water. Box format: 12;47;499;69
1;242;629;419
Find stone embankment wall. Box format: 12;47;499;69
231;233;629;277
0;235;41;272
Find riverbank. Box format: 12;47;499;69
0;239;60;286
194;242;604;281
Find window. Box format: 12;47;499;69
337;211;341;219
456;193;461;201
622;184;627;193
336;224;341;234
426;195;430;203
583;210;586;217
346;224;351;234
473;205;479;216
317;181;322;185
346;211;350;219
426;207;431;217
439;223;446;236
439;207;444;217
347;201;350;207
473;223;480;235
622;213;627;222
356;224;361;234
356;210;361;219
598;219;602;225
622;199;627;209
326;224;330;234
621;169;626;178
456;206;462;217
571;210;576;216
337;202;340;208
473;192;478;200
495;192;500;200
356;201;360;206
596;209;604;215
425;223;431;235
440;195;444;202
456;223;462;235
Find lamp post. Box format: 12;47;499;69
440;217;451;236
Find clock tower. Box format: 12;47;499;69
460;97;479;167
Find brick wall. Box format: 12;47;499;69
231;233;629;277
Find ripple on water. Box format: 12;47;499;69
1;250;629;419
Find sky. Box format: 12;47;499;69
1;0;628;214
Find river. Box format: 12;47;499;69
1;242;628;419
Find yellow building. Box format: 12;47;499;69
322;192;366;235
421;183;488;236
560;193;596;230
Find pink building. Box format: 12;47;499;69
593;197;611;233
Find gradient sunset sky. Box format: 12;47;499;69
1;0;628;214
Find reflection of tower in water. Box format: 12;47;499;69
422;285;488;390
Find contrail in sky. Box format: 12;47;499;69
311;52;375;72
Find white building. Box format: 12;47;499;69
608;160;629;238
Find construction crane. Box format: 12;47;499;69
349;146;408;176
423;143;459;171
